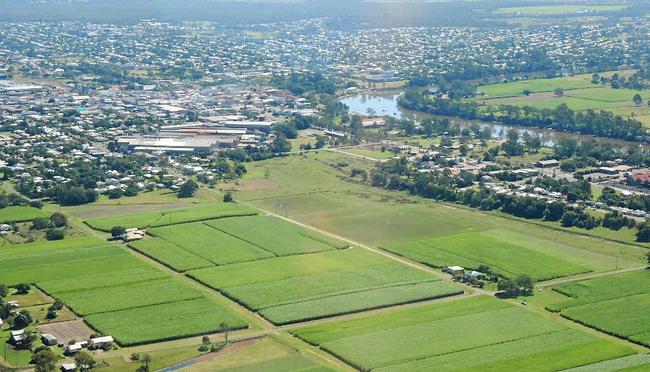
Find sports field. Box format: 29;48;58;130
188;247;462;324
0;237;247;346
0;206;49;223
548;270;650;347
84;202;257;232
292;296;636;371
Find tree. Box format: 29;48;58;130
220;321;230;344
46;229;64;241
74;351;96;372
32;348;57;372
497;279;519;297
636;222;650;243
315;136;327;149
46;305;58;320
271;135;292;154
646;252;650;268
50;213;67;228
633;94;643;106
178;179;198;198
554;87;564;97
544;202;565;221
12;310;33;329
15;283;30;294
0;284;7;298
136;353;152;372
515;274;534;295
223;192;234;203
110;226;126;239
31;217;50;230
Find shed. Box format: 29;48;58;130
42;333;58;346
90;335;114;348
444;266;465;279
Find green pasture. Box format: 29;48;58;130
85;202;257;232
475;76;594;99
206;215;349;256
382;230;591;280
149;222;274;266
0;206;49;223
188;247;461;324
292;296;636;371
0;236;247;346
494;5;626;15
548;270;650;347
189;336;335;372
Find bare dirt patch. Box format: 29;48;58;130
37;320;94;345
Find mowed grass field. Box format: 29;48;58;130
548;270;650;347
292;296;637;371
0;237;246;346
0;206;49;223
188;247;462;325
187;336;336;372
85;202;257;232
129;215;348;272
231;152;646;277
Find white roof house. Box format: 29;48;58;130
90;336;114;345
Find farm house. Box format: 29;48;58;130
444;266;465;279
90;335;114;349
42;333;58;346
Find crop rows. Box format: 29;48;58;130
85;203;257;232
188;247;461;324
292;296;636;371
549;270;650;347
0;237;246;346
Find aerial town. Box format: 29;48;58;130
0;1;649;371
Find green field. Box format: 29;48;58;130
188;247;462;324
564;354;650;372
548;270;650;347
148;221;274;265
494;5;626;15
382;230;591;280
293;296;636;371
206;215;349;255
473;74;650;125
231;153;646;275
85;202;257;232
0;237;246;346
188;336;335;372
0;206;49;223
129;238;214;271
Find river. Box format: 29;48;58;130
339;91;637;148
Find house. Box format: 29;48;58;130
444;266;465;279
9;330;28;347
535;159;559;168
42;333;58;346
122;229;145;242
90;335;114;349
61;362;77;372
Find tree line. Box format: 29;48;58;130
398;90;647;141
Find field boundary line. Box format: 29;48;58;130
538;266;648;288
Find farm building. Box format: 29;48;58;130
9;330;28;347
444;266;465;279
90;335;114;349
42;333;58;346
65;341;87;355
123;229;145;242
535;159;559;168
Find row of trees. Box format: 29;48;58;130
398;90;647;141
